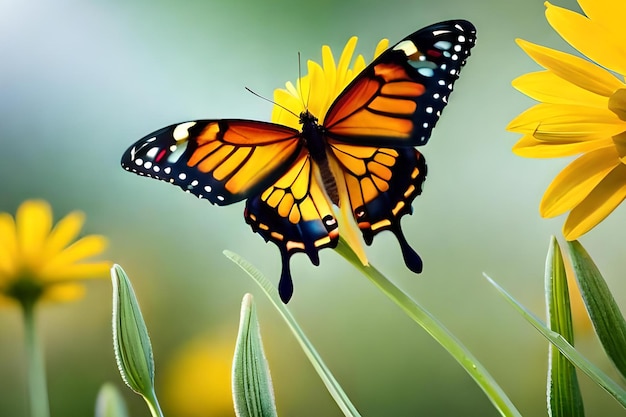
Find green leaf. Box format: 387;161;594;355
110;264;163;417
94;383;129;417
232;294;278;417
334;239;522;417
567;240;626;380
223;250;362;417
545;237;584;417
484;273;626;408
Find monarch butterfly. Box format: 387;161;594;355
121;20;476;302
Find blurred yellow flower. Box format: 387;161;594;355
162;335;234;417
507;0;626;240
271;37;389;264
0;199;110;305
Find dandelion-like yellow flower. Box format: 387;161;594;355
0;200;110;306
507;0;626;240
271;37;389;264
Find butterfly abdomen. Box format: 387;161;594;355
300;111;340;205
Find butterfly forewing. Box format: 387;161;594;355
121;120;303;205
324;20;476;146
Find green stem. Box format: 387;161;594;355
335;239;521;417
144;388;165;417
21;299;50;417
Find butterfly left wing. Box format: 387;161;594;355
244;151;339;302
324;20;476;147
121;120;303;205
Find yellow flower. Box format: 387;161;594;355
507;0;626;240
271;37;389;264
0;199;110;305
162;335;234;417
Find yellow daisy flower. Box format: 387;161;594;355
507;0;626;240
0;199;110;306
271;37;389;264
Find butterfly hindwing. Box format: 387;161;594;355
244;151;339;302
121;120;303;205
324;20;476;146
329;142;427;273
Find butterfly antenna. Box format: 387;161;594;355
297;52;308;111
245;87;299;119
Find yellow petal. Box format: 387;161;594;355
42;210;85;260
563;163;626;240
516;39;624;97
512;134;613;158
545;2;626;76
306;59;329;120
336;37;358;95
40;261;110;282
540;146;618;217
16;200;53;267
271;89;301;128
353;54;366;76
507;103;626;141
578;0;626;45
0;213;18;278
512;71;609;108
321;44;337;98
373;39;389;59
40;283;85;303
41;235;108;274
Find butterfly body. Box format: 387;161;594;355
122;20;476;302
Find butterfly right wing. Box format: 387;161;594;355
121;120;303;205
323;20;476;147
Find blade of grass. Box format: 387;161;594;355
484;273;626;408
223;250;361;417
567;241;626;380
545;237;584;417
334;239;521;417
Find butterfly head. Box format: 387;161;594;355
298;110;318;126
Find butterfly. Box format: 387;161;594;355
121;20;476;302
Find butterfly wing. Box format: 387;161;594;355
121;120;303;205
321;20;475;272
329;142;427;273
245;151;339;302
323;20;476;146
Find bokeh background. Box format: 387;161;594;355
1;0;625;415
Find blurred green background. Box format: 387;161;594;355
2;0;625;415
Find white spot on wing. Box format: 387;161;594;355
173;122;197;142
393;40;418;56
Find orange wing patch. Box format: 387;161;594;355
323;62;426;141
183;121;302;197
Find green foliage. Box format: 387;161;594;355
567;241;626;379
224;250;362;417
232;294;278;417
94;383;130;417
485;239;626;416
110;264;163;417
544;238;584;417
